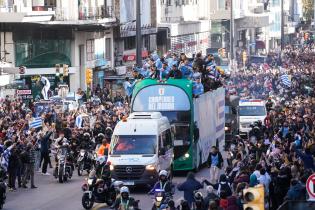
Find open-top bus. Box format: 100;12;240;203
131;78;225;171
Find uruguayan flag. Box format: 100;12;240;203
280;74;291;87
29;117;42;129
75;115;83;128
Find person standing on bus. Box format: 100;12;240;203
168;64;183;79
207;146;223;184
192;73;204;97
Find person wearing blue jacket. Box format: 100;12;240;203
192;73;204;97
177;172;203;208
286;179;305;200
159;62;170;79
295;148;314;171
179;59;193;79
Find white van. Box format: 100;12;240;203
239;99;267;134
108;112;173;187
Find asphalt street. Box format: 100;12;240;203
4;166;212;210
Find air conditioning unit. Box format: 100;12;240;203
129;112;162;119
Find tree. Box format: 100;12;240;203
302;0;314;22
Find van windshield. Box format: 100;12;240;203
239;106;266;116
111;135;156;155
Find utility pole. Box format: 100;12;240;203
229;0;234;70
136;0;142;66
281;0;284;51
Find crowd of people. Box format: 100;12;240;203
0;89;130;191
0;38;314;210
123;51;225;99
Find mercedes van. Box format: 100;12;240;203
239;99;267;134
108;112;173;187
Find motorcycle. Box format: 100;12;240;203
151;189;172;210
54;146;74;183
0;167;7;209
81;156;122;209
77;149;94;176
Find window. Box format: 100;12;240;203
167;0;172;6
218;0;226;9
239;106;267;116
105;38;112;60
124;36;136;50
160;129;172;150
86;39;95;61
111;135;157;155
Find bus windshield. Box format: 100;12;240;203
111;135;156;155
239;106;266;116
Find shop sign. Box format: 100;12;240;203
16;89;32;95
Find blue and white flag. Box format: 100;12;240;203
280;74;291;87
75;115;83;128
29;117;42;129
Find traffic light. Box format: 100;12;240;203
242;51;247;65
243;184;264;210
19;66;26;74
85;68;93;85
55;64;60;76
63;64;69;76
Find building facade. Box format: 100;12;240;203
0;0;116;94
156;0;211;57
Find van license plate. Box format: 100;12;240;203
124;181;134;186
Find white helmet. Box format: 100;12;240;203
159;170;168;177
120;186;129;194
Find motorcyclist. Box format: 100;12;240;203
94;155;111;189
79;132;93;150
111;186;139;210
149;170;172;196
95;133;105;145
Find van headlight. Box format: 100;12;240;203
145;164;156;170
110;164;115;171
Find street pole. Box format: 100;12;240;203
281;0;284;51
229;0;234;71
136;0;142;67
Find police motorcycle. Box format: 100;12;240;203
149;170;174;210
77;133;94;176
77;149;94;176
111;186;141;210
0;166;7;209
53;140;74;183
81;156;122;209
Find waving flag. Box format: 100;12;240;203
29;117;42;129
280;74;291;87
75;115;83;128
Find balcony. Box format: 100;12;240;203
78;6;114;20
0;5;55;22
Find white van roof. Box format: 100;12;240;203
239;99;265;106
114;112;169;135
128;112;162;119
